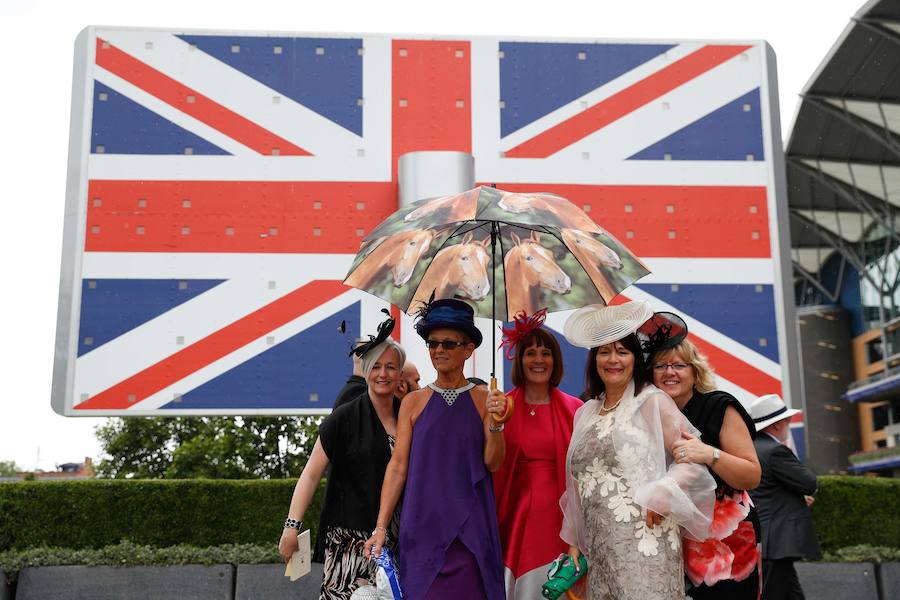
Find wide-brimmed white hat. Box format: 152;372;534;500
563;301;654;349
750;393;801;431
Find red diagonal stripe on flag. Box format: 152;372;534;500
689;335;780;397
74;280;347;410
95;38;311;156
614;294;780;397
505;45;752;158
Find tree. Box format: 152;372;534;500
0;460;19;477
95;416;322;479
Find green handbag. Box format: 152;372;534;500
541;553;588;600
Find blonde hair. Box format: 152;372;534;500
652;338;716;393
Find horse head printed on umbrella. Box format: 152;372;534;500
414;232;492;303
350;228;437;289
505;231;571;316
344;185;650;424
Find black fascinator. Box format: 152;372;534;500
638;312;688;357
349;308;396;358
411;290;437;321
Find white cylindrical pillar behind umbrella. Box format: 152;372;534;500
397;152;498;387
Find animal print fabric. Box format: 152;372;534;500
569;411;684;599
319;436;399;600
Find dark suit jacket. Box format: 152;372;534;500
749;434;822;561
332;375;366;410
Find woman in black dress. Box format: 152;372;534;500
643;313;762;599
279;316;404;600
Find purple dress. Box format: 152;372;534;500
398;384;505;600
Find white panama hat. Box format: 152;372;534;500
749;393;801;431
563;301;654;349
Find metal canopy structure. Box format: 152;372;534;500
787;0;900;307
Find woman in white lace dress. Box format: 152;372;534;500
559;301;716;599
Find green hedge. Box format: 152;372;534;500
0;476;896;552
0;480;323;551
0;541;280;582
810;475;900;552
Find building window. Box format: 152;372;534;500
872;403;890;431
866;337;884;364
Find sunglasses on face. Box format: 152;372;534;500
426;339;467;350
652;362;690;372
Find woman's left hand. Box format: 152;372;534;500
671;431;713;465
486;389;508;420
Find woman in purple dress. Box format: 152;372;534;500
365;298;508;600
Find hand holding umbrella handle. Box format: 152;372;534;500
489;376;514;424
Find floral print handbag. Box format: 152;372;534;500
683;490;761;588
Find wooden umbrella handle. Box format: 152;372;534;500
489;376;514;424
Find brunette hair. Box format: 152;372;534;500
583;333;650;398
649;338;716;393
510;328;564;388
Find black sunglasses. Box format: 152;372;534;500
426;339;467;350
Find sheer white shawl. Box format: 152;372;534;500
560;381;715;553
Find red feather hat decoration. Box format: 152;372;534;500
500;308;548;360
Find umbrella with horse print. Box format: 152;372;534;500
343;185;650;414
345;185;648;318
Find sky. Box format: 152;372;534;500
0;0;861;472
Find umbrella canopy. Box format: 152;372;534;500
344;185;649;322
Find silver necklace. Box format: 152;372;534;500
428;382;475;406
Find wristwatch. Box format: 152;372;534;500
283;518;302;530
489;421;504;433
710;448;721;466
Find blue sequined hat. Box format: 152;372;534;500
414;298;483;348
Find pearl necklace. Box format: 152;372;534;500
599;396;621;413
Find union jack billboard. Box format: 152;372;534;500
53;27;798;415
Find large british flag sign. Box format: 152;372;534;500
52;27;799;416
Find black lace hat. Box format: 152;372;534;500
638;311;688;358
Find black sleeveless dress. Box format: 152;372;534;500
681;390;761;600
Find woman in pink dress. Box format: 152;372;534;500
493;310;582;598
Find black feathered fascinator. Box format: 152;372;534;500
411;290;437;321
346;308;396;358
637;312;688;358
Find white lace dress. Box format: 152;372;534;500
561;383;716;599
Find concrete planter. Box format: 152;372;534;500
796;562;878;599
235;563;324;600
15;564;234;600
8;563;325;600
5;561;896;599
1;570;9;600
880;562;900;600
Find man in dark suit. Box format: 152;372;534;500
332;342;367;410
748;394;822;600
